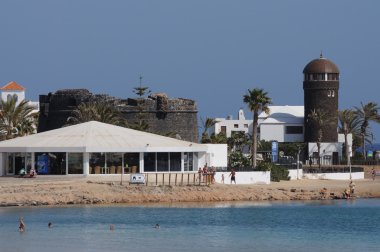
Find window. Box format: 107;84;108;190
244;124;248;128
68;153;83;174
184;152;194;171
170;153;181;171
124;153;140;173
327;73;339;81
285;126;303;134
157;153;169;172
327;90;335;97
144;153;156;172
234;124;238;128
221;126;227;134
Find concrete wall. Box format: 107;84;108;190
288;169;303;180
303;172;364;180
214;171;271;185
205;144;228;168
260;124;284;142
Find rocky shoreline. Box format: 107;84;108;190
1;177;379;207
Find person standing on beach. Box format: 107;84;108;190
349;180;356;195
221;173;225;184
229;169;236;184
371;168;376;180
19;217;25;232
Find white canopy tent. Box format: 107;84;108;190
0;121;213;176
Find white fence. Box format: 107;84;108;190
214;171;271;185
287;169;303;180
303;172;364;180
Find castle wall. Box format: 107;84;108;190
38;89;199;142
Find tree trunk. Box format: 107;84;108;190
345;133;349;165
252;111;258;169
362;133;366;160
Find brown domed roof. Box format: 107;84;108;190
303;54;339;74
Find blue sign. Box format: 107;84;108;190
37;154;49;174
272;141;278;163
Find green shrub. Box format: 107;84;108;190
257;162;290;182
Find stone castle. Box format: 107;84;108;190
38;89;199;142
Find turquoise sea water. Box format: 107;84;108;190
0;199;379;252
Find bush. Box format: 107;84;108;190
257;162;290;182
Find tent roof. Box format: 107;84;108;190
0;121;206;153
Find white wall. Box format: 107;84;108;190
308;142;342;158
1;90;25;106
260;124;284;142
288;169;303;180
303;172;364;180
205;144;227;168
214;171;271;185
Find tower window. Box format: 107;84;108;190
327;90;335;97
327;73;339;81
234;124;238;128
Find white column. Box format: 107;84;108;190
0;153;4;176
139;152;144;173
83;153;90;175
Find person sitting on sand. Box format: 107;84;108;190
29;168;37;177
344;188;351;199
319;187;328;199
349;180;356;195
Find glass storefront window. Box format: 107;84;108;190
124;153;140;173
68;153;83;174
170;152;181;171
35;152;66;175
89;153;105;174
157;153;169;172
144;153;156;172
107;153;122;174
184;152;196;172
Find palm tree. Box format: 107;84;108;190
338;109;361;164
243;88;272;169
354;102;380;159
67;100;125;126
200;117;218;143
0;94;37;140
308;109;333;170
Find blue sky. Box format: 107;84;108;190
1;0;380;141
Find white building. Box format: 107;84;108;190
212;108;253;138
211;106;304;142
210;106;352;164
0;121;227;176
0;81;39;112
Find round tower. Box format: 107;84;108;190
303;54;339;142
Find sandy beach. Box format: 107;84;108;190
1;175;379;207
